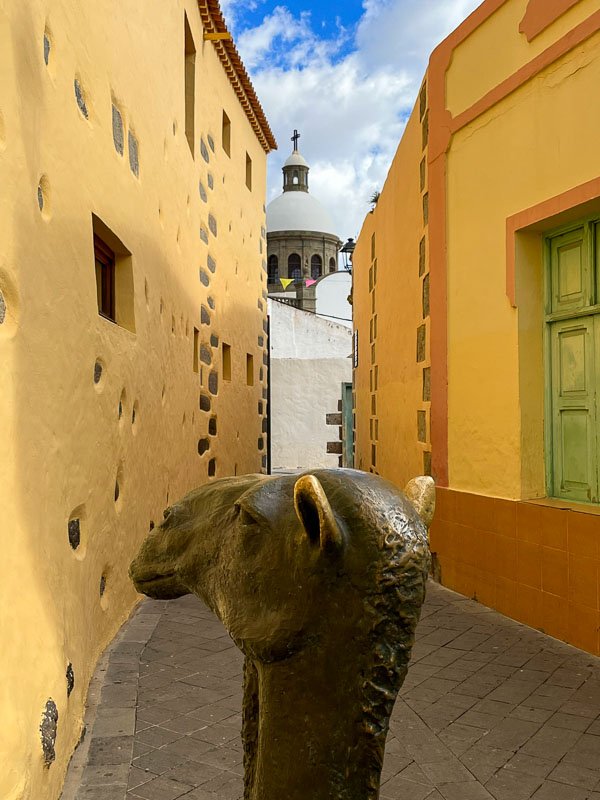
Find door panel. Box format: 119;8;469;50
550;318;598;503
550;227;590;314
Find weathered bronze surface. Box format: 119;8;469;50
130;468;433;800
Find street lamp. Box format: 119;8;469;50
340;238;355;271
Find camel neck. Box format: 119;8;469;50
246;644;384;800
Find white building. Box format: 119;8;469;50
268;298;353;471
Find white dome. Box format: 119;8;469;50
267;191;336;235
284;151;309;168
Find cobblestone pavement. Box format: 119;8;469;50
65;582;600;800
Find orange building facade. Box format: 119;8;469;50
353;0;600;654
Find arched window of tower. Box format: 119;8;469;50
268;254;279;284
311;254;323;279
329;256;336;273
288;253;301;282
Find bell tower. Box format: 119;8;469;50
282;130;309;193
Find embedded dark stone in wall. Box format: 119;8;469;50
68;519;81;550
262;417;268;433
208;371;218;395
200;138;209;162
118;400;123;419
422;110;429;149
208;458;216;477
208;214;217;237
258;401;263;415
262;259;267;272
37;185;44;211
112;105;124;155
259;367;264;381
128;131;139;177
0;291;6;324
207;255;217;273
261;455;267;469
199;269;210;287
200;344;211;365
208;296;215;310
199;182;207;202
93;361;103;383
200;393;211;412
262;387;267;399
417;410;427;443
43;33;50;65
149;520;155;531
422;192;429;225
419;236;426;277
417;325;426;362
198;438;210;455
200;227;209;244
210;334;219;348
262;352;268;366
423;366;431;402
208;417;217;435
40;699;58;767
114;480;120;502
422;273;430;318
262;289;268;300
99;575;106;596
66;664;75;697
201;306;210;325
326;413;343;426
258;300;263;311
327;441;343;454
258;336;264;347
132;405;137;425
74;79;88;118
258;437;264;450
263;320;268;333
207;134;215;152
207;173;214;190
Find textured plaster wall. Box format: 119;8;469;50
445;20;600;497
268;300;351;470
0;1;269;797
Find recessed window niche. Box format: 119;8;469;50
92;215;135;333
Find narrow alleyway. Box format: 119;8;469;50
63;583;600;800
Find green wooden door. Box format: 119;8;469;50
549;318;598;503
546;220;600;504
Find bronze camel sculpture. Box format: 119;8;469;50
130;468;433;800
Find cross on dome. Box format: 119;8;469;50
291;129;301;151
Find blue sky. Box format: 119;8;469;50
221;0;482;239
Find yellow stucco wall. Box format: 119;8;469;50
353;100;429;489
0;1;270;797
446;20;600;497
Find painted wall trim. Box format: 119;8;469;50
519;0;581;42
506;176;600;306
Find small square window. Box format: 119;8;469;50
222;343;232;380
92;215;135;333
246;153;252;190
222;111;231;157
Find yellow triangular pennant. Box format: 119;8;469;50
280;278;294;290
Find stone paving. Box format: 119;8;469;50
64;582;600;800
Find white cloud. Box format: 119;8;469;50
230;0;481;239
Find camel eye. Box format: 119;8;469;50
235;504;258;526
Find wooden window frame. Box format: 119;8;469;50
94;234;116;322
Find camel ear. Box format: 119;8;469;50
404;476;436;529
294;475;343;552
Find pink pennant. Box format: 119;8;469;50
305;278;317;287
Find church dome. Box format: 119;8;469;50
267;191;336;235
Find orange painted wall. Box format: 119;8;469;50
352;99;430;487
